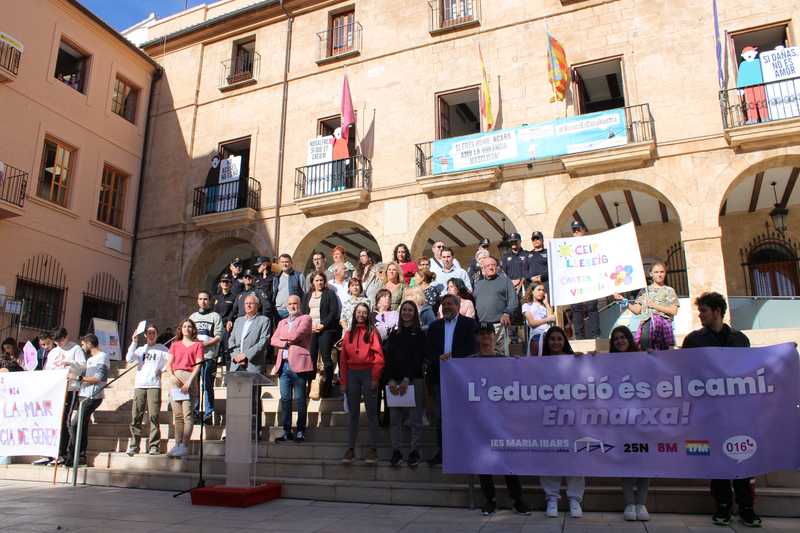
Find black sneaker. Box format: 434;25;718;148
407;450;421;468
513;500;532;515
481;499;496;516
427;451;442;467
294;431;305;443
712;504;732;526
739;507;762;528
390;449;402;467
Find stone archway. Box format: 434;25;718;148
184;233;261;295
409;201;521;267
291;220;382;273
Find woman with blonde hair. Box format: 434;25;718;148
384;262;405;311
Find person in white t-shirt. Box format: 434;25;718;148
61;334;109;467
125;325;169;456
32;328;86;466
522;284;555;356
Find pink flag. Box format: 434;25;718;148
341;75;355;143
23;341;37;371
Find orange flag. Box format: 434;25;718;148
547;33;570;102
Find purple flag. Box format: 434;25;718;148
441;343;800;478
712;0;726;89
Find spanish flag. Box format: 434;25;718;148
478;44;494;132
547;33;570;102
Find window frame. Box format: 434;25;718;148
15;278;66;332
571;56;627;115
54;38;90;94
435;85;481;140
96;164;128;229
317;114;357;157
111;75;140;123
37;136;76;207
727;21;792;85
328;9;356;57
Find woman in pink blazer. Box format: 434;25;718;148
270;295;313;442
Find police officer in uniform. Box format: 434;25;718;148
527;231;549;290
228;257;245;296
234;269;261;317
501;233;530;343
213;273;237;369
253;256;275;321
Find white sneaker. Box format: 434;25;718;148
635;504;650;521
624;504;637;521
167;444;182;458
174;443;188;458
546;498;559;518
569;498;583;518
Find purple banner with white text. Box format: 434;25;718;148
441;344;800;478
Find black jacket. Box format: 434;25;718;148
681;324;750;348
383;327;427;382
254;274;275;318
426;314;479;385
213;290;237;324
302;289;340;331
527;248;549;282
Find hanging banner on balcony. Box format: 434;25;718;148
760;46;800;121
431;108;627;175
0;369;68;458
217;155;241;212
305;136;334;195
440;343;800;478
0;32;24;53
546;222;646;306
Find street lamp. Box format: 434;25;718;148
768;181;789;234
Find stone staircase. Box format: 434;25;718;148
2;333;800;516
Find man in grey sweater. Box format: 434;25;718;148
473;256;517;355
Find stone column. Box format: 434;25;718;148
681;226;728;328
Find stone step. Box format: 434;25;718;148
3;464;799;516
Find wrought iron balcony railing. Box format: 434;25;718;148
719;76;800;129
428;0;481;33
295;155;371;199
220;52;260;88
192;177;260;216
0;162;28;207
317;22;363;62
414;103;655;176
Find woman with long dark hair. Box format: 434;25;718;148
540;326;585;518
608;326;650;522
438;278;475;318
339;302;384;465
166;319;204;458
383;301;427;467
303;272;341;398
393;243;417;285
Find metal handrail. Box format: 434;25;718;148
317;21;363;60
428;0;481;32
220;51;260;88
0;162;28;207
0;40;21;76
294;154;372;199
192;176;261;216
719;75;800;128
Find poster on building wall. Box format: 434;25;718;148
760;46;800;120
305;136;334;195
92;318;122;361
0;369;68;458
546;222;647;306
431;108;628;175
216;155;242;212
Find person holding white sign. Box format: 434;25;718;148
126;325;169;456
33;328;86;466
382;301;427;468
614;261;678;350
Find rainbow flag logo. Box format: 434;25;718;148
685;440;711;456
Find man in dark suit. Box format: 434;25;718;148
426;293;479;466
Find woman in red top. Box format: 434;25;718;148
393;243;417;286
166;319;203;458
339;302;384;465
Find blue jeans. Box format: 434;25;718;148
194;359;216;418
279;360;307;434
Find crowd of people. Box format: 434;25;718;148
0;224;761;527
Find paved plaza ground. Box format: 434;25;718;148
0;480;797;533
